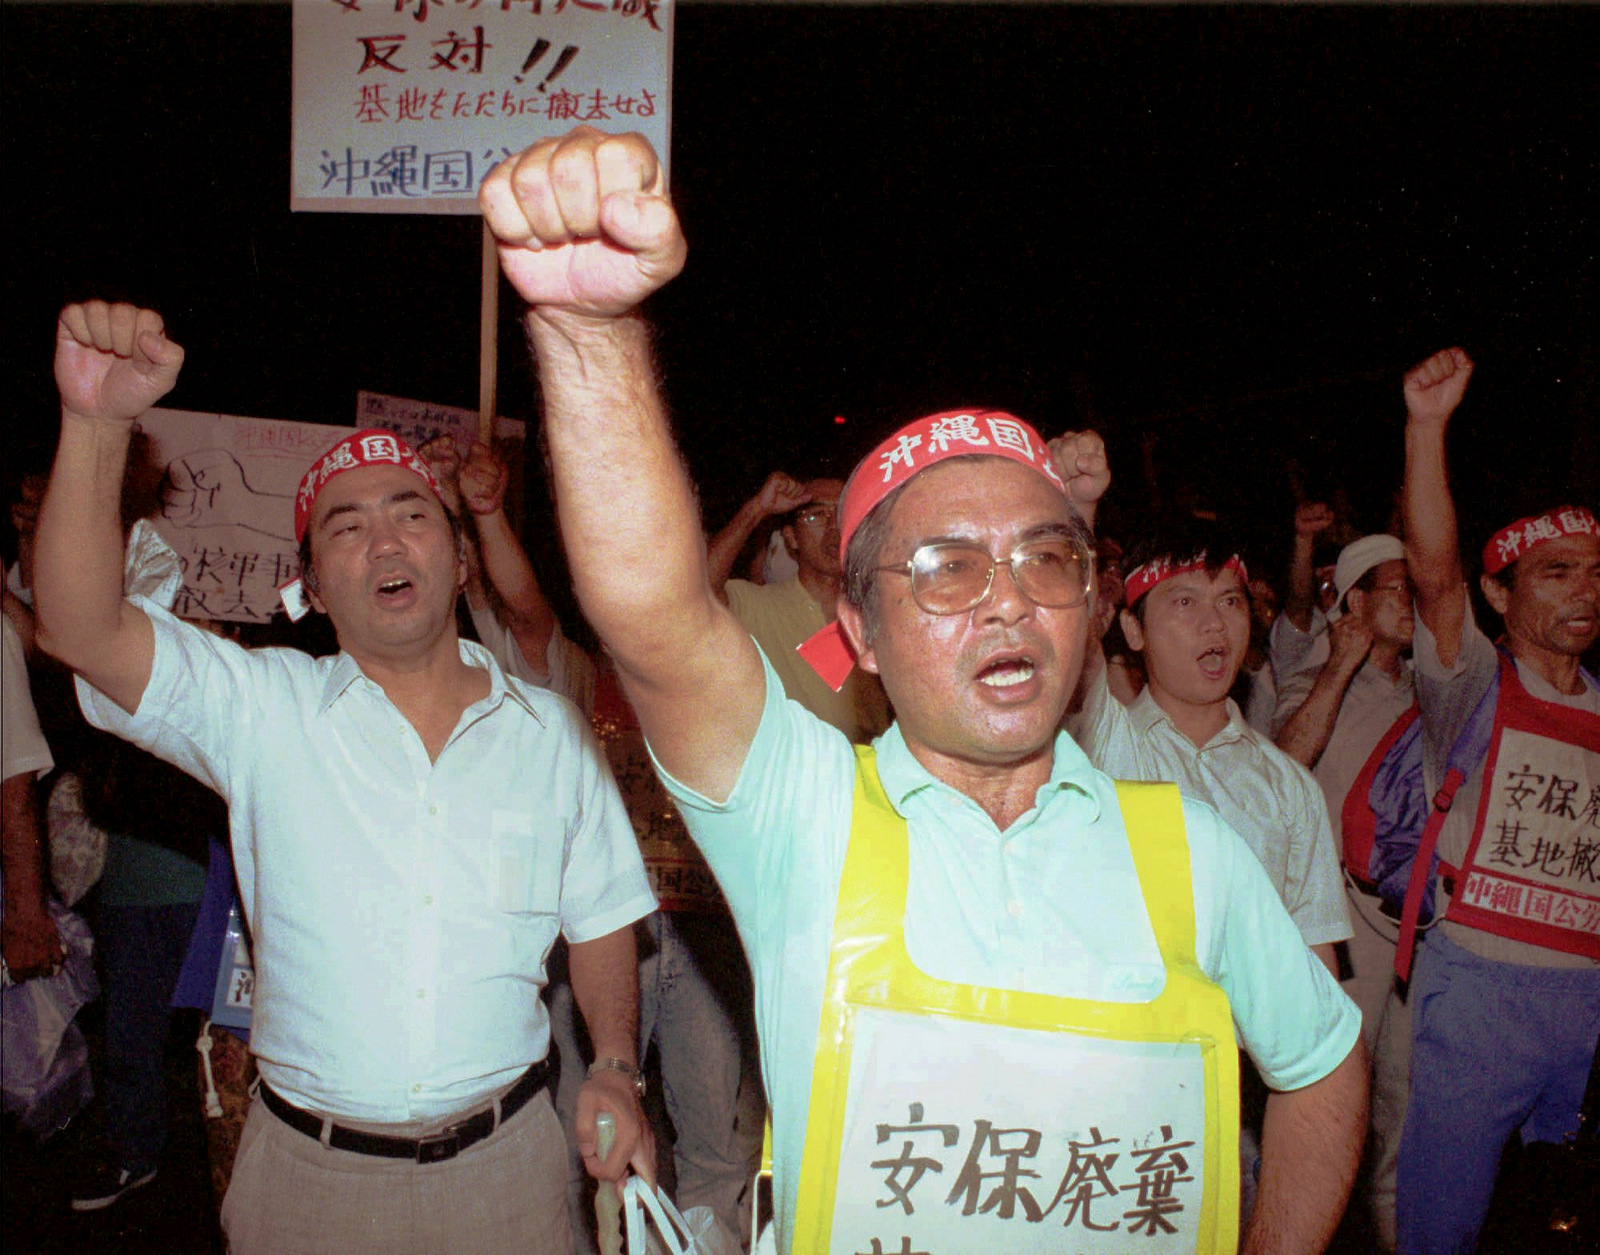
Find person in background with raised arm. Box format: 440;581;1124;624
32;301;656;1255
1395;346;1599;1254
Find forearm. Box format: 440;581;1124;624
567;924;640;1064
1273;667;1358;769
1403;423;1463;603
474;507;557;653
529;310;717;674
1245;1038;1368;1255
34;411;137;666
1285;534;1316;629
1402;422;1466;663
1;775;49;919
705;495;772;597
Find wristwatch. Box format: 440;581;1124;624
587;1056;646;1097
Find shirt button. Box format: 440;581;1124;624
423;894;434;906
1007;900;1024;919
428;804;439;816
416;989;427;1000
411;1083;422;1094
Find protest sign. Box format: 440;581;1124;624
292;0;674;213
134;401;523;622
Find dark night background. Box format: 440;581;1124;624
0;10;1594;1247
4;1;1597;595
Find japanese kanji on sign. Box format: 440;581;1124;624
292;0;674;213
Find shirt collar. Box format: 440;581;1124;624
1129;686;1250;749
317;638;544;725
873;720;1102;822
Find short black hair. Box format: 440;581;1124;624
1120;514;1252;624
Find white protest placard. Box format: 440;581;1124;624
356;390;526;450
134;402;518;624
133;408;341;623
829;1009;1210;1253
292;0;674;213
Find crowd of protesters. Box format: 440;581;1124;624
2;126;1596;1255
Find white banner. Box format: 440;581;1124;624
133;400;523;623
134;408;337;623
355;390;526;450
292;0;674;214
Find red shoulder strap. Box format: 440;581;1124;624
1393;766;1468;981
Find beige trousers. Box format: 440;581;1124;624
222;1086;572;1255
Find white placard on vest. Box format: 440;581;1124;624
1463;726;1600;937
829;1008;1209;1254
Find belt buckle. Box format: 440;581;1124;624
415;1130;461;1165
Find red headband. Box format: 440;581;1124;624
1122;554;1249;609
835;410;1065;565
796;409;1068;692
294;428;444;544
1482;507;1596;576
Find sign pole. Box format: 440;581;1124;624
479;221;500;444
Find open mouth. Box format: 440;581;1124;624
375;576;414;601
1196;644;1231;681
977;657;1036;689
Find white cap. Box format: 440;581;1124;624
1328;534;1406;621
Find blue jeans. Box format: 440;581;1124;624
550;912;763;1253
99;900;201;1171
1395;930;1600;1254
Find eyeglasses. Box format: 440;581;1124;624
1366;580;1416;602
877;536;1095;616
792;504;837;529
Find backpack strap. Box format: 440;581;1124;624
1340;705;1420;890
1393;764;1469;981
1393;656;1507;981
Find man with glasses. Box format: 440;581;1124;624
1271;534;1418;1250
708;472;889;742
482;126;1365;1255
1276;534;1417;1021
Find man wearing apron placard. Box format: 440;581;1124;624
1396;347;1600;1253
482;126;1368;1255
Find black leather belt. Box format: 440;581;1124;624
258;1059;549;1165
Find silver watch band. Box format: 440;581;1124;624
587;1056;646;1097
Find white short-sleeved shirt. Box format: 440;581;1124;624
2;616;52;782
656;650;1360;1253
78;596;654;1122
1413;595;1600;969
1070;667;1352;947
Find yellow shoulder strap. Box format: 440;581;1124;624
1112;779;1198;968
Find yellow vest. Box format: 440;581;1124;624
792;747;1241;1253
